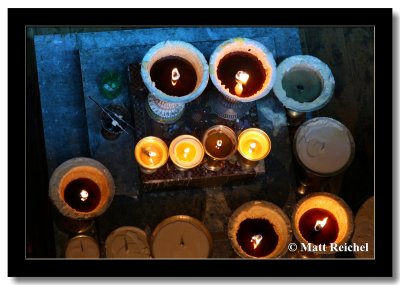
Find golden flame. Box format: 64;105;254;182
183;147;190;159
234;71;250;96
79;189;89;202
171;67;180;86
314;217;328;231
147;150;158;165
250;234;263;249
248;142;257;154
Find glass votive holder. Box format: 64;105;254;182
201;125;237;172
100;70;123;99
237;128;271;171
134;136;169;174
291;192;354;255
100;103;131;140
169;135;204;171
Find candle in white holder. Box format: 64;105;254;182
150;215;212;258
65;235;100;259
105;226;151;258
294;117;355;176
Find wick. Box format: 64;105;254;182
179;235;185;247
80;240;84;252
124;235;129;251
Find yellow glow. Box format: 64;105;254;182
238;129;271;161
314;217;328;231
176;142;197;162
250;234;263;249
140;145;162;166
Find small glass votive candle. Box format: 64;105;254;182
100;70;122;99
237;128;271;170
169;135;204;171
100;104;131;141
201;125;237;172
134;136;169;174
292;192;354;255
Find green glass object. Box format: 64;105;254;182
100;70;122;99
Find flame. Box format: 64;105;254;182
147;150;158;165
234;71;250;96
216;139;223;149
80;189;89;202
314;217;328;231
248;142;257;154
171;67;180;86
250;234;263;249
183;147;190;159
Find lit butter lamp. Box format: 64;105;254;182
134;136;169;174
105;226;151;258
150;215;212;258
202;125;237;172
141;40;209;124
292;192;354;255
228;201;292;258
65;235;100;259
169;135;204;171
208;38;276;120
237;128;271;170
49;157;115;223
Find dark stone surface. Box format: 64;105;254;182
34;27;302;258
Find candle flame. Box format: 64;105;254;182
250;234;263;249
216;139;223;149
171;67;180;86
248;142;257;154
314;217;328;231
147;150;158;165
234;71;250;96
80;189;89;202
183;147;190;159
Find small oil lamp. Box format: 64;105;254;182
64;235;100;259
209;38;276;120
273;55;335;125
228;201;292;258
150;215;212;258
105;226;151;258
292;192;354;254
141;40;209;124
201;125;237;171
134;136;169;174
169;135;204;171
237;128;271;170
49;157;115;221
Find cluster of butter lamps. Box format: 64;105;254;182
48;37;359;259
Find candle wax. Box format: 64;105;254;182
217;51;266;97
150;56;197;97
65;236;100;258
175;141;197;162
205;131;233;159
282;68;322;103
299;208;339;245
63;178;101;212
236;218;278;257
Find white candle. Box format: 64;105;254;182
65;235;100;259
295;117;354;175
151;215;212;258
105;226;151;258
